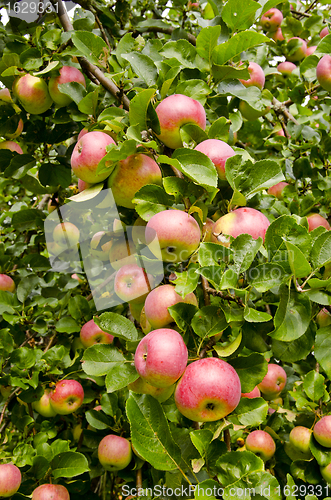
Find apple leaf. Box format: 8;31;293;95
310;436;331;467
216;450;264;486
303;370;325;401
265;215;311;261
246;263;289;292
230;397;268;427
85;409;112;430
122;52;158;87
212;31;270;67
190;429;213;458
171;263;200;296
196;26;221;66
192;305;228;339
311;232;331;270
244;307;272;323
230;353;268;393
284;240;312;278
51;451;90;478
270;285;311;341
94;312;139;341
57;82;87;105
222;0;259;31
160;40;197;68
272;324;315;362
168;303;198;331
175;79;211;105
316;33;331;55
105;363;139;393
82;344;126;376
132;184;175;221
214;331;242;357
314;326;331;381
129;88;156;133
72;31;109;67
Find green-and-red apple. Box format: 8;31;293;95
202;218;219;242
0;274;15;293
239;62;265;90
48;65;86;107
108;236;136;270
313;415;331;447
155;94;206;149
12;74;53;114
306;213;330;232
174;357;241;422
306;45;317;56
32;388;57;417
316;308;331;328
80;319;114;348
114;264;155;304
320;463;331;484
320;27;329;39
78;178;91;192
277;61;297;76
213;207;270;246
32;484;70;500
98;434;132;471
53;222;80;249
260;8;283;31
241;386;261;399
289;426;312;458
145;209;201;263
268;181;289;199
128;377;175;402
269;27;284;41
245;430;276;461
0;463;21;498
258;363;287;400
316;55;331;92
0;141;23;154
134;328;188;388
287;37;307;62
50;379;84;415
194;139;235;180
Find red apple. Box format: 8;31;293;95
316;308;331;328
50;379;84;415
0;274;15;293
71;131;116;184
277;61;297;76
32;388;57;417
32;484;70;500
246;430;276;461
0;141;23;154
53;222;80;249
306;45;317;56
289;426;312;457
320;27;329;39
306;213;330;232
194;139;235;180
260;8;283;31
202;218;218;242
155;94;206;149
287;37;307;62
48;65;86;107
258;363;287;400
316;55;331;92
268;181;289;199
135;328;188;388
239;62;265;90
241;386;261;399
269;27;284;41
77;128;89;141
114;264;155;304
128;377;175;402
80;319;114;348
145;209;201;263
313;415;331;447
78;178;91;192
98;434;132;471
213;207;270;246
0;463;21;498
12;74;53;114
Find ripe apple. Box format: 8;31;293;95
277;61;297;76
239;62;265;90
258;363;287;400
202;218;218;242
144;284;198;330
107;153;162;209
289;426;312;458
78;178;91;192
0;463;21;498
0;274;15;293
287;37;307;62
145;209;201;263
241;386;261;399
80;319;114;348
306;213;330;232
128;377;175;402
268;181;289;199
320;463;331;484
316;55;331;92
0;141;23;154
53;222;80;249
50;379;84;415
135;328;188;388
71;131;116;184
32;484;70;500
213;207;270;246
48;65;86;107
306;45;317;56
114;263;155;304
313;415;331;447
32;388;57;417
108;236;136;270
98;434;132;471
269;27;284;41
316;308;331;328
238;101;269;121
174;358;241;421
12;74;53;114
245;430;276;461
260;8;283;32
155;94;206;149
320;27;329;39
194;139;235;180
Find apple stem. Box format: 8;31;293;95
136;468;143;490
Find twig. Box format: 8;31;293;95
19;330;39;348
37;194;51;210
133;26;196;46
224;428;231;452
201;276;211;306
291;9;311;18
86;270;117;301
44;332;57;352
91;8;112;51
204;285;244;306
272;97;300;126
199;337;216;358
136;469;142;490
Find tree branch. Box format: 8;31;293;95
272;97;300;126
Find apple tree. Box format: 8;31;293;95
0;0;331;498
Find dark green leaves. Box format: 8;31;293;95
230;354;268;393
82;344;126;376
315;326;331;379
71;31;108;67
213;31;270;66
94;312;139;341
51;452;90;478
270;286;311;341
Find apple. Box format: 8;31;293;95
0;141;23;154
114;263;155;304
239;62;265;90
202;218;218;242
144;284;198;330
12;74;53;114
241;386;261;399
90;231;113;261
0;463;21;498
316;308;331;328
0;88;12;103
80;319;114;348
313;415;331;447
260;8;283;32
77;127;89;141
269;27;284;41
32;484;70;500
277;61;297;76
321;463;331;484
0;274;15;293
132;217;147;246
98;434;132;471
50;379;84;415
320;27;329;39
306;45;317;56
128;377;175;402
238;101;269;121
316;55;331;92
268;181;289;199
174;357;241;422
187;0;199;9
194;139;235;180
4;118;23;140
71;273;84;283
155;94;206;149
53;222;80;249
145;209;201;263
306;213;330;232
108;236;136;270
139;306;152;334
213;207;270;246
135;328;188;388
32;388;57;417
289;426;312;458
77;178;92;192
107;153;162;209
245;430;276;461
48;65;86;107
287;37;307;62
258;363;287;400
71;131;116;184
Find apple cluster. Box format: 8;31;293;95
32;379;84;417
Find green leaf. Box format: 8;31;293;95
222;0;259;31
272;324;314;362
190;429;213;458
214;331;242;357
315;326;331;380
105;363;139;392
57;82;87;105
310;436;331;467
303;371;325;401
10;347;36;370
316;33;331;55
160;40;197;68
68;296;90;322
168;303;198;331
39;163;71;188
216;450;264;486
122;52;158;86
192;305;228;339
265;215;311;265
115;33;135;67
94;312;139;341
231;397;268;427
284;240;312;278
78;87;99;116
82;344;126;376
51;451;90;479
311;232;331;270
231;234;263;274
12;209;44;231
196;26;221;66
208;117;231;140
176;79;211;105
55;317;80;334
270;286;311;341
172;263;200;296
230;353;268;393
212;64;251;83
212;31;270;66
132;184;175;221
129;88;156;133
85;409;111;430
16;275;39;303
244;307;272;323
71;31;108;67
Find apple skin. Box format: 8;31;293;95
50;379;84;415
277;61;297;76
239;101;269;121
78;178;91;192
90;231;113;262
53;222;80;249
320;27;329;39
48;65;86;107
287;37;307;62
145;210;201;263
202;218;218;243
260;8;283;31
321;463;331;484
128;377;175;402
32;389;57;417
0;463;21;498
80;319;114;348
268;181;289;199
316;308;331;328
71;131;116;184
144;284;198;330
107;153;162;209
0;274;15;293
316;55;331;92
98;434;132;471
269;27;284;41
114;264;155;304
289;426;312;458
135;328;188;388
306;45;317;56
32;484;70;500
213;207;270;246
155;94;206;149
257;363;287;400
12;74;53;114
245;430;276;461
239;62;265;90
194;139;235;180
313;416;331;448
306;213;330;232
0;141;23;154
241;386;261;399
175;358;241;422
108;236;136;270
